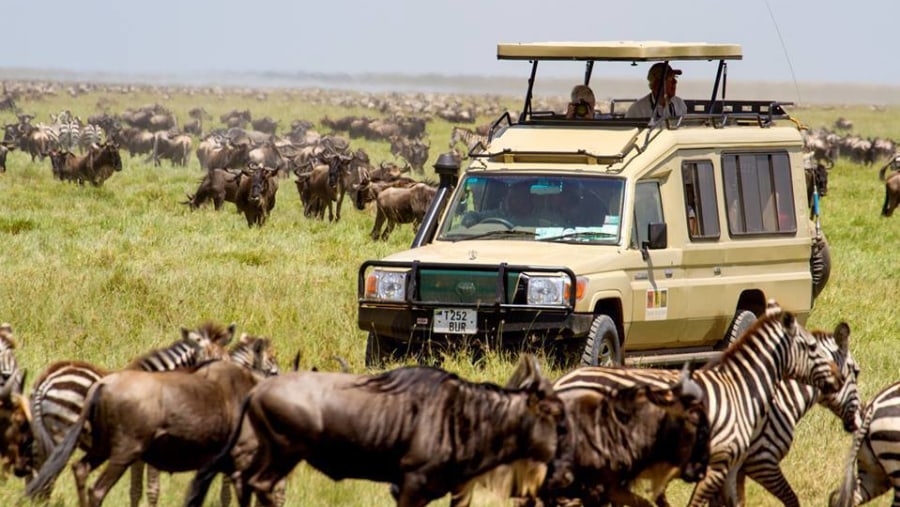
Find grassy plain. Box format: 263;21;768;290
0;86;898;506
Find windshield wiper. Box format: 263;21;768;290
537;230;616;242
445;229;535;241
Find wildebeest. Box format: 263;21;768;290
234;166;279;227
370;182;437;240
185;354;566;507
456;366;709;507
204;140;251;172
183;167;244;210
49;142;123;187
149;131;192;167
881;169;900;217
0;323;31;481
0;142;15;172
25;356;268;507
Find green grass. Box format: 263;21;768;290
0;89;898;506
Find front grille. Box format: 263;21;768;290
418;269;520;304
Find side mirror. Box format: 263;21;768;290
641;222;667;261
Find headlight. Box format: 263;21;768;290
365;270;408;301
527;276;566;305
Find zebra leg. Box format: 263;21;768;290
146;465;160;507
857;439;890;505
748;464;800;507
687;466;729;507
129;461;144;507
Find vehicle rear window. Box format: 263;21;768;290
722;152;796;235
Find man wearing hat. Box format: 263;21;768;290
625;62;687;120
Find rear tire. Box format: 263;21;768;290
719;310;757;350
581;315;622;366
365;332;397;369
811;233;832;300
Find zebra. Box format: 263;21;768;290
551;301;847;507
449;125;487;158
716;322;860;506
28;321;237;504
0;323;24;395
56;121;80;152
78;123;104;153
831;381;900;506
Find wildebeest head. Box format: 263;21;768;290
650;366;710;483
248;167;278;205
0;361;33;480
508;355;567;464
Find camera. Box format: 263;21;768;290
573;99;590;117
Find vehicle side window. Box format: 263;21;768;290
723;152;796;235
682;160;720;239
633;180;664;248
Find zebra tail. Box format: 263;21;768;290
184;394;252;507
25;382;103;499
29;394;60;469
832;401;875;507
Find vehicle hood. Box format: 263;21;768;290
381;240;625;273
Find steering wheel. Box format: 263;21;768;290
479;217;515;229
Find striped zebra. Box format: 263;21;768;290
56;121;80;152
78;124;104;153
832;381;900;506
0;323;24;395
552;302;847;506
721;323;860;506
28;321;237;504
449;125;487;158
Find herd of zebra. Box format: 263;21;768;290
0;302;900;506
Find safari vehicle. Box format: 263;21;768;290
357;41;829;368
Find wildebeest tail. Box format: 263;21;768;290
831;400;874;507
184;394;252;507
25;382;103;499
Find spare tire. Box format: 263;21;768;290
811;233;832;300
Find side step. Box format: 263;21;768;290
624;350;722;367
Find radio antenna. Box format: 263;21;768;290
764;0;802;104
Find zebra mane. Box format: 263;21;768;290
195;321;233;347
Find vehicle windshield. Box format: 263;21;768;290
438;173;624;243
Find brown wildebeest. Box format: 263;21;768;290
50;142;123;187
0;371;33;481
881;170;900;217
184;354;566;507
24;358;267;507
495;367;710;507
370;182;437;240
205;141;251;171
0;142;15;172
149;131;192;167
235;166;279;227
182;168;244;210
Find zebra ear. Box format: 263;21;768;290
765;299;783;317
834;322;851;353
180;326;191;341
780;311;798;336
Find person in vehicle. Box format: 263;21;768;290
626;62;687;120
566;84;596;119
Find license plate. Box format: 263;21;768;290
433;308;477;334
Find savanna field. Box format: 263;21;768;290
0;84;898;506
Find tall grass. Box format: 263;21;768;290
0;90;897;506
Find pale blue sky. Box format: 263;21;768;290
4;0;896;85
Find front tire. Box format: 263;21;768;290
581;315;622;366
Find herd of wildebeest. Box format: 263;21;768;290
1;79;900;507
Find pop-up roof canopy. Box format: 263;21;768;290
497;41;743;61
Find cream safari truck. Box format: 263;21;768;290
357;41;830;368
